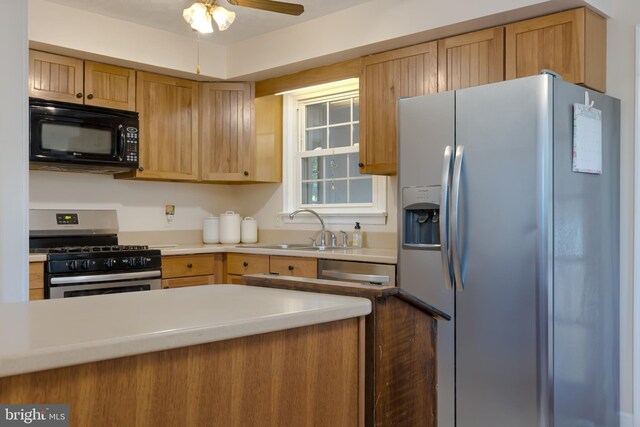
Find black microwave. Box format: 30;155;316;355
29;98;139;174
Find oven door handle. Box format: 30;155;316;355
321;270;390;284
50;270;162;285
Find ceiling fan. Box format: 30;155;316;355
183;0;304;34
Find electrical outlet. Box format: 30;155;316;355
165;204;175;223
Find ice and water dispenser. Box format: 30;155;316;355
402;186;441;249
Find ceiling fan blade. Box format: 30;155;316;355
227;0;304;16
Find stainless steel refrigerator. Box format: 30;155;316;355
397;74;619;427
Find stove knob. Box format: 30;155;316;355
80;260;90;270
135;256;146;267
105;258;116;269
67;260;78;271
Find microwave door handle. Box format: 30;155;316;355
118;125;125;159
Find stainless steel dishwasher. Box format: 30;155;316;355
317;259;396;286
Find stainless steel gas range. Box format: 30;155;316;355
29;209;162;299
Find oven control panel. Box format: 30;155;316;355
56;213;79;225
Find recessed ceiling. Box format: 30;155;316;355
42;0;372;45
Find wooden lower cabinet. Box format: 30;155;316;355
0;318;363;427
29;262;45;301
161;254;223;289
227;274;245;285
226;253;270;282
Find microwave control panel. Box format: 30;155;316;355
125;126;139;164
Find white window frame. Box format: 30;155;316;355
280;79;387;225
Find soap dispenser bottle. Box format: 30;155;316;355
352;222;362;248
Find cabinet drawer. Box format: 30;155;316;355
227;253;270;275
270;256;317;279
162;275;216;289
29;262;44;290
162;255;215;279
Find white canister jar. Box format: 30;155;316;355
219;211;241;244
202;216;220;244
241;217;258;243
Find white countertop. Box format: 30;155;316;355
0;285;371;378
29;244;397;263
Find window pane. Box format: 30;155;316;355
329;125;351;148
349;178;373;203
348;153;363;177
353;97;359;121
329;99;351;125
352;123;359;146
302;157;324;180
324;154;347;179
306;103;326;128
326;180;348;204
305;128;326;151
302;181;324;204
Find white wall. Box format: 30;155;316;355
604;0;639;422
28;0;227;79
29;172;242;232
0;2;28;303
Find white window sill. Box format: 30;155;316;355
278;211;387;226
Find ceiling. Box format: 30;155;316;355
43;0;372;45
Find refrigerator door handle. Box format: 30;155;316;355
451;145;465;291
440;145;453;289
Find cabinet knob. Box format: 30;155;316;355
187;263;193;268
358;162;364;168
87;94;94;100
76;92;83;99
243;261;249;267
163;286;169;289
243;171;249;177
138;166;144;172
288;265;294;271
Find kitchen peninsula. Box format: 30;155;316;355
0;285;371;426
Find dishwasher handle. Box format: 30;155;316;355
321;269;390;285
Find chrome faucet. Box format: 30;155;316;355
289;208;329;247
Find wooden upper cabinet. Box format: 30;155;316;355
29;51;136;110
29;50;83;104
505;7;606;92
359;41;438;176
84;61;135;111
200;82;255;182
438;27;505;92
131;71;199;181
253;95;283;183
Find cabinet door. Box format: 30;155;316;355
84;61;136;111
505;8;606;92
29;50;83;104
359;41;438;176
134;72;199;180
438;27;504;92
253;95;283;183
200;82;255;181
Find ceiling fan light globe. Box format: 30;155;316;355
212;6;235;31
183;2;214;33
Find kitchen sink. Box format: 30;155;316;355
235;243;316;250
235;243;354;251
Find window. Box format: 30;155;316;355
282;79;387;225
